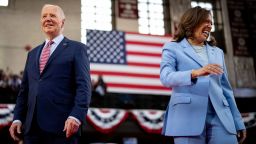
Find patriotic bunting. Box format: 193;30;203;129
130;109;164;134
86;108;129;133
0;104;14;129
0;104;256;134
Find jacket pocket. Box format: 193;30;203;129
172;96;191;105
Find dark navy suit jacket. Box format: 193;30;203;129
13;37;91;135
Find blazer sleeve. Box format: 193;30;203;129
160;42;194;88
69;44;92;123
220;50;245;131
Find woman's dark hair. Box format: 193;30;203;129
174;6;217;46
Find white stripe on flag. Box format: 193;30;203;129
90;64;159;74
126;33;171;43
127;44;162;54
127;55;161;64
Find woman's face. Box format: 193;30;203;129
192;14;212;44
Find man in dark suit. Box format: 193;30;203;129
9;4;91;144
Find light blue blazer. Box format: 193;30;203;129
160;38;245;136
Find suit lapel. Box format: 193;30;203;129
41;37;69;75
181;39;204;67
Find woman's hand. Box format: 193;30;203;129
237;130;246;144
191;64;223;78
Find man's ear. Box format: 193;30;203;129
61;19;65;28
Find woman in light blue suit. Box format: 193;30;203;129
160;6;246;144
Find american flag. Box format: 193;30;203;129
86;29;172;95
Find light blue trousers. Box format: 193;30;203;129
174;102;238;144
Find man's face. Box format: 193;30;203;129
41;6;64;39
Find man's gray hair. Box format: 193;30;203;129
42;4;66;20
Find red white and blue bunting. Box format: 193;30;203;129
0;104;14;129
131;109;164;134
0;104;256;134
87;108;129;133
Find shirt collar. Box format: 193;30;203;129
45;34;64;46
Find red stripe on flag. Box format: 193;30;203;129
127;51;161;57
107;83;170;91
91;70;159;79
127;62;160;68
126;41;164;47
